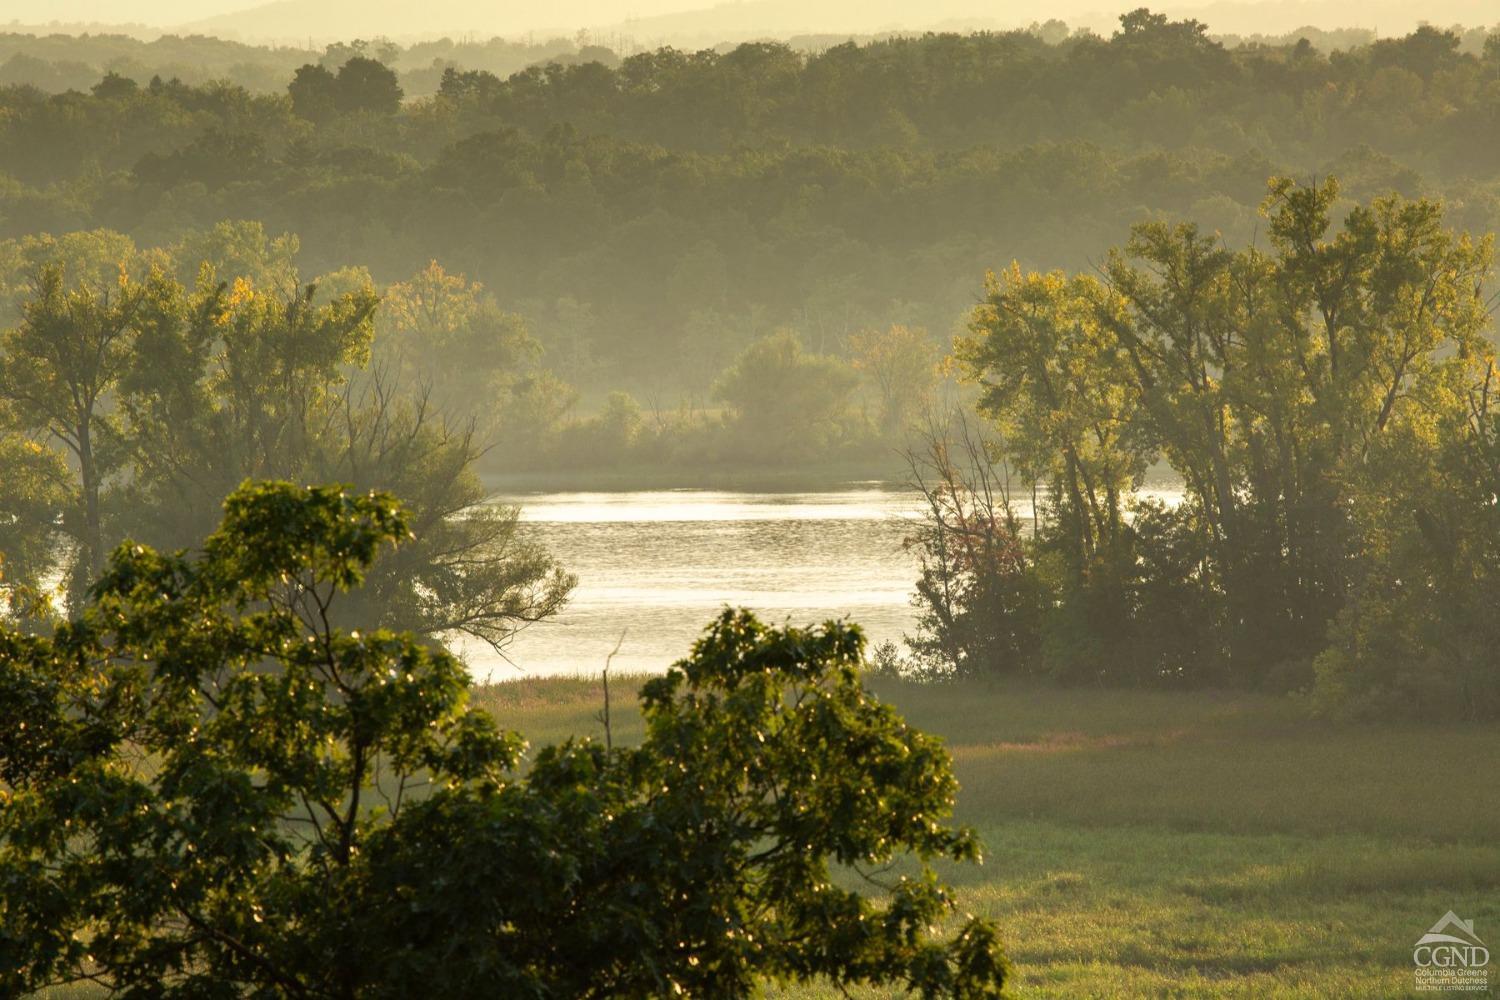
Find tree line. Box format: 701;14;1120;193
1;13;1496;394
0;225;939;500
0;229;573;639
904;177;1500;721
0;32;596;97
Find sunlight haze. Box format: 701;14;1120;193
9;0;1498;42
1;0;1499;996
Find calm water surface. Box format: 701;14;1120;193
463;486;923;679
461;482;1186;680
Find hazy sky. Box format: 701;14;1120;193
4;0;247;24
5;0;1496;43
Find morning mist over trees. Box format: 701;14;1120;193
0;4;1497;997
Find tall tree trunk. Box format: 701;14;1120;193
78;418;103;580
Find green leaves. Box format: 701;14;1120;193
0;244;573;748
206;482;410;596
0;481;499;994
949;177;1499;700
611;609;1002;995
0;259;144;600
713;330;863;463
1;484;1005;996
338;609;1006;998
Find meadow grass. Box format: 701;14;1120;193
42;677;1495;997
478;674;1500;998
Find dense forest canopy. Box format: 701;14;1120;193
1;12;1497;410
8;19;1489;95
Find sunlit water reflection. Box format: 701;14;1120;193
458;483;1185;680
460;486;924;680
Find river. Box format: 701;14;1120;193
462;485;924;680
462;480;1188;680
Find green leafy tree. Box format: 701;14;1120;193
314;379;574;649
376;260;546;425
847;324;940;437
0;432;69;617
0;230;147;332
116;266;569;655
334;56;403;115
949;178;1497;697
118;272;378;548
0;241;570;653
0;263;146;600
170;220;300;295
714;329;861;462
373;260;585;474
1313;338;1500;719
0;481;1007;998
957;263;1147;569
288;63;337;122
551;389;643;468
89;71;138;100
954;264;1149;679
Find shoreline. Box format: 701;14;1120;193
479;461;912;494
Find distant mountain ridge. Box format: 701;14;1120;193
603;0;1498;48
10;0;1499;47
179;0;710;43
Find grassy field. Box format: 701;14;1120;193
474;675;1500;998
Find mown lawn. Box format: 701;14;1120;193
475;675;1500;998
